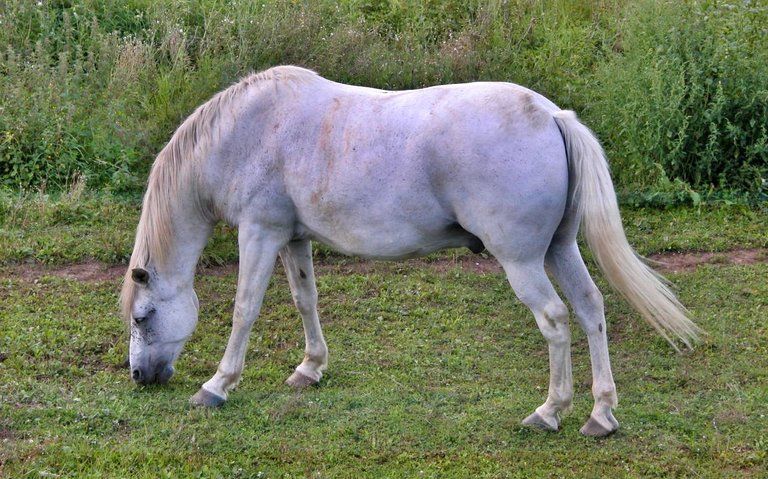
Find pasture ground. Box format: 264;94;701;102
0;196;766;478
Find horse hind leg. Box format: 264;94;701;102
280;239;328;388
499;258;574;432
546;240;619;437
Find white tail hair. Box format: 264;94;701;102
553;110;702;350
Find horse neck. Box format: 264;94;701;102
163;205;213;286
135;180;214;289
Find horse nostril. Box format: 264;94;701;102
132;369;142;383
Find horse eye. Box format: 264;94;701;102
133;308;156;325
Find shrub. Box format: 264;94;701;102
1;0;764;196
0;2;147;191
586;0;768;193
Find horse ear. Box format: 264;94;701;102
131;268;150;285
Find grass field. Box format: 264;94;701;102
0;196;766;477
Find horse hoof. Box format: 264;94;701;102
580;415;619;437
522;411;559;432
285;370;319;388
189;388;226;408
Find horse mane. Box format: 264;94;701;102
120;66;320;321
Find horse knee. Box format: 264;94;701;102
547;301;569;323
538;302;570;344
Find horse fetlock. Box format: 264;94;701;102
304;349;328;369
550;394;573;414
285;367;321;388
593;384;618;408
302;359;325;376
210;375;240;396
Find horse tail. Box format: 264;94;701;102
552;110;702;351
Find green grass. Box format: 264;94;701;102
0;190;238;265
1;198;767;477
2;190;766;266
621;204;768;255
2;0;766;474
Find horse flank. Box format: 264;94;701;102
119;66;321;321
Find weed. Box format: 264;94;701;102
588;0;768;192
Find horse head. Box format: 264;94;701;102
126;266;199;385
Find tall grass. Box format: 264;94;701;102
0;0;765;195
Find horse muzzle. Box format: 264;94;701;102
131;362;175;385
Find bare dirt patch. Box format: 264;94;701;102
1;248;766;284
647;248;768;273
312;249;768;275
2;262;126;284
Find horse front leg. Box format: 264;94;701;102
189;225;287;407
280;239;328;387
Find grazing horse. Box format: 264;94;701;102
120;66;700;437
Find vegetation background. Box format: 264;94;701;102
1;0;767;477
1;0;766;199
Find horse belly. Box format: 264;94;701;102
295;212;480;260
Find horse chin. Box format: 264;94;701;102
131;360;176;385
130;341;184;385
155;364;176;385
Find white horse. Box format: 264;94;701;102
120;66;700;437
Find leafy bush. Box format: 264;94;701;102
0;0;765;195
0;2;147;191
586;0;768;192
